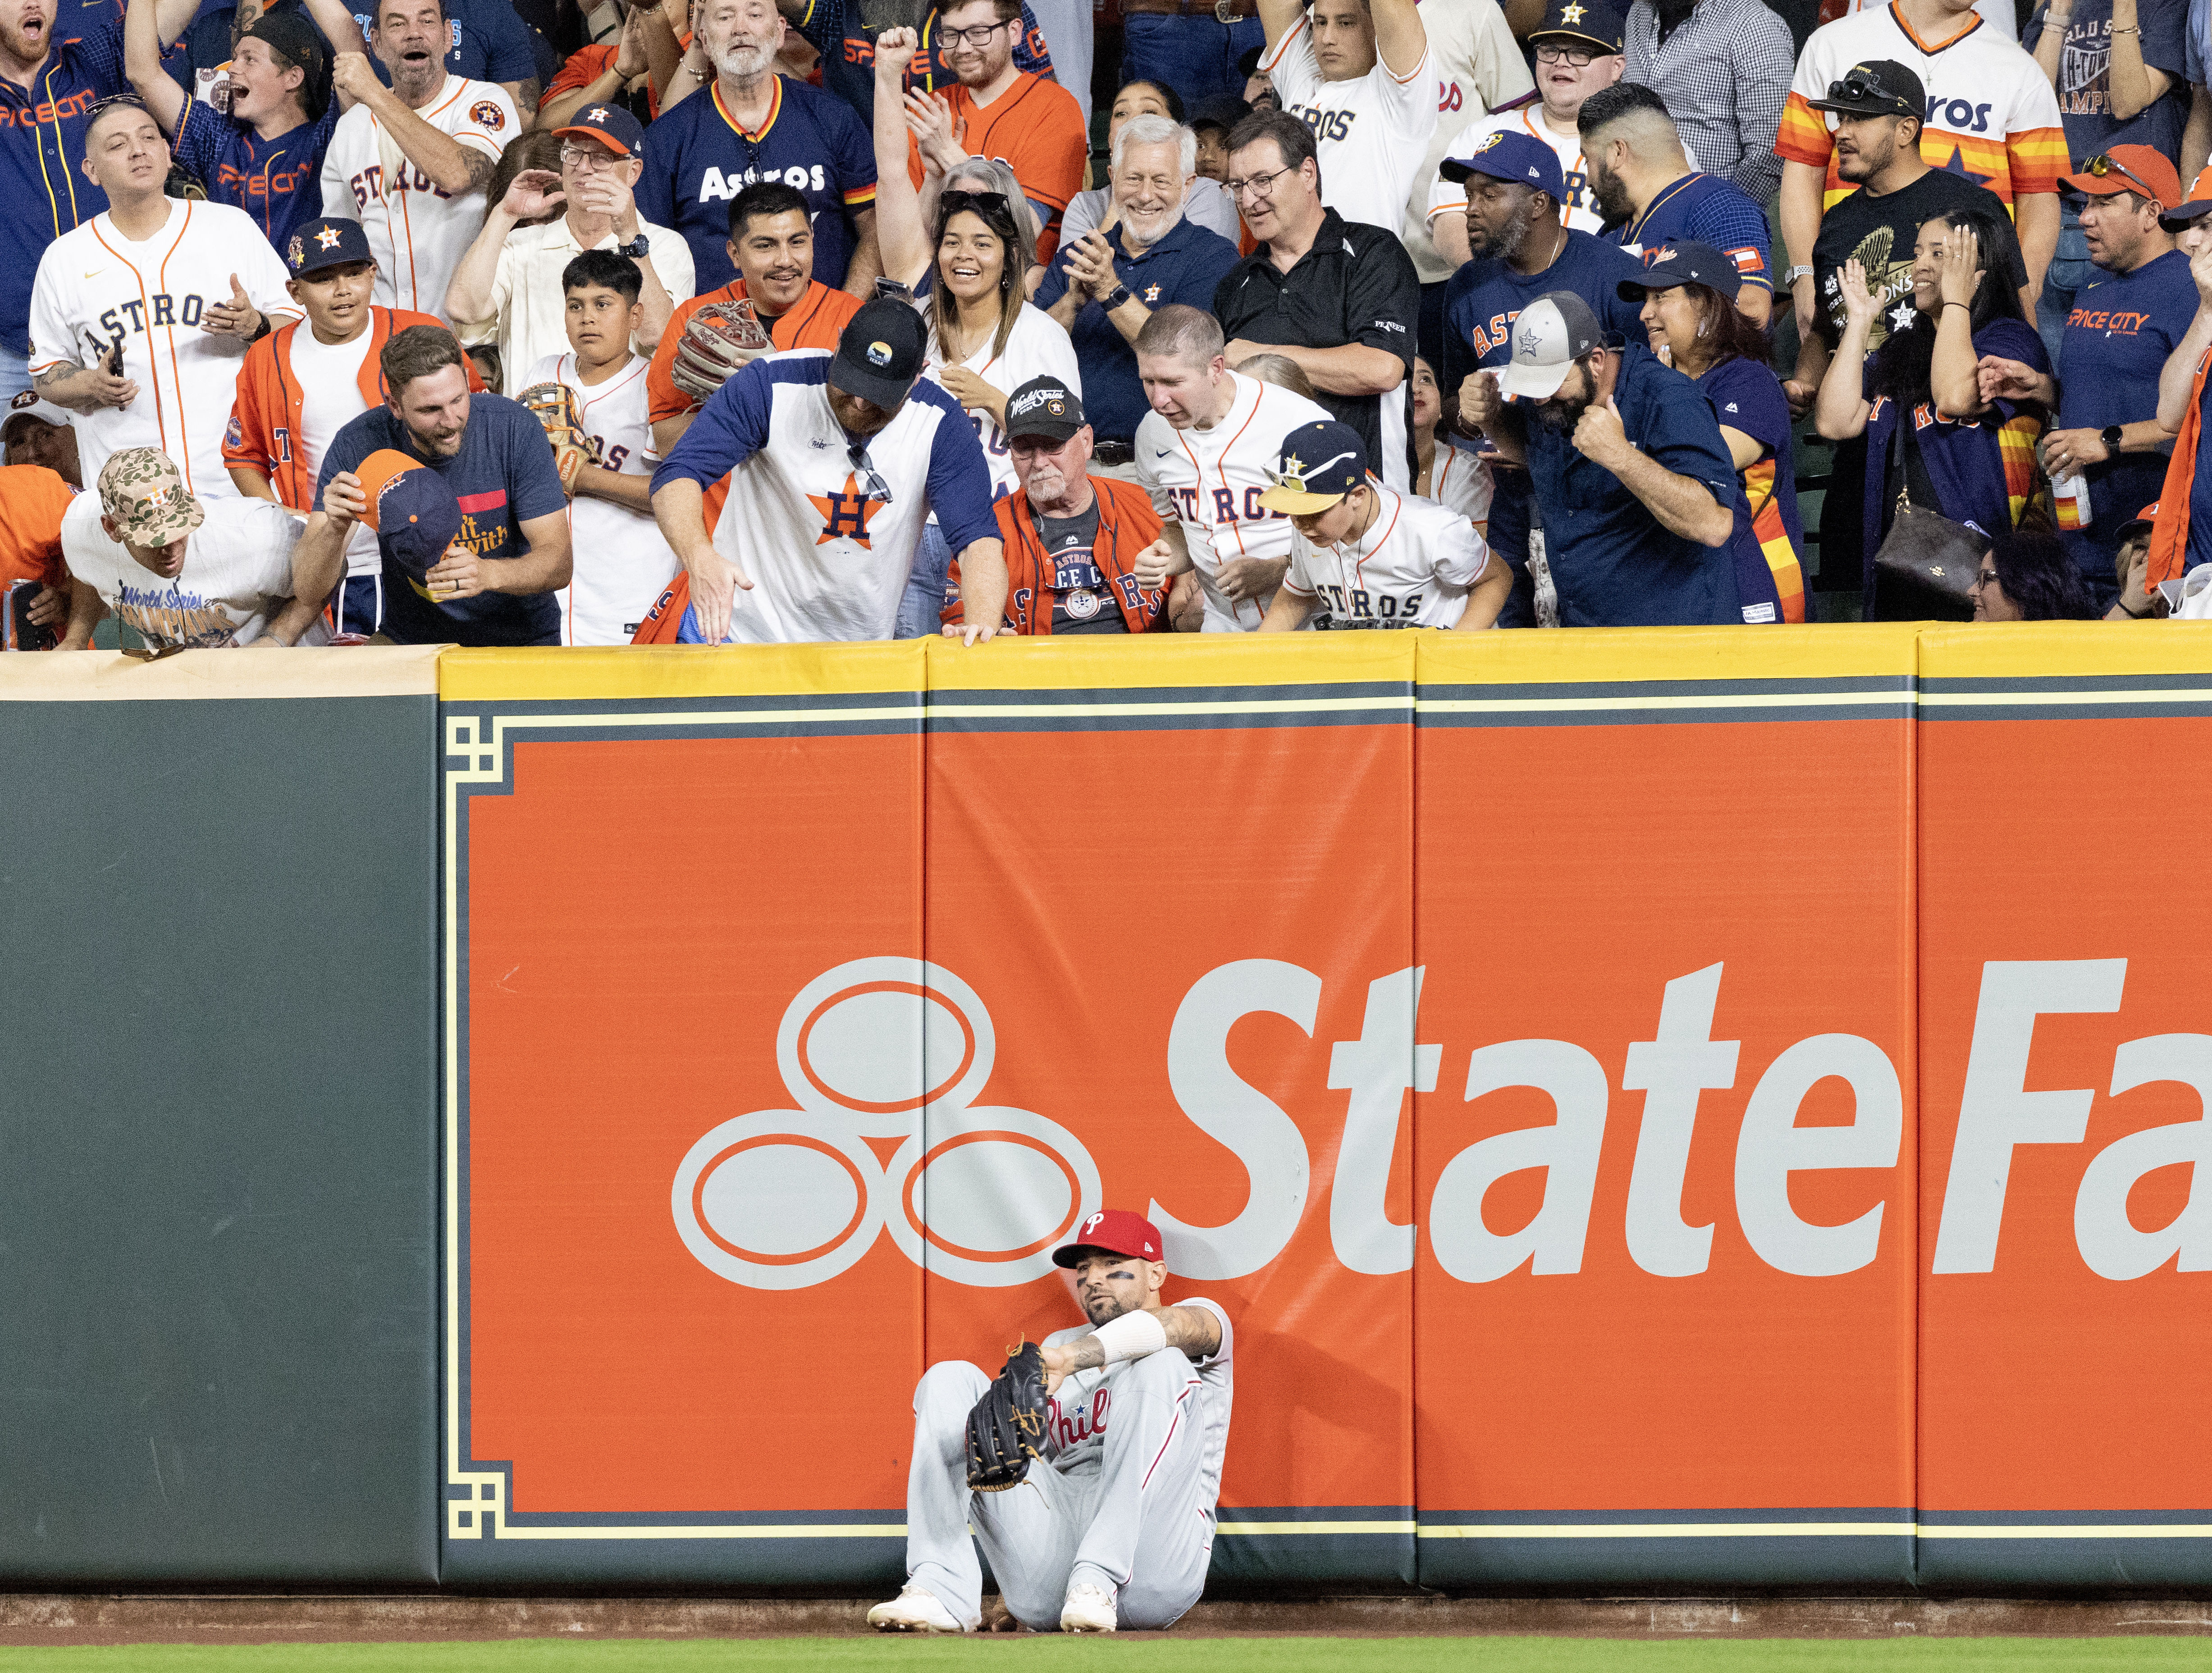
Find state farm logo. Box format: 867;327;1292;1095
672;958;1101;1290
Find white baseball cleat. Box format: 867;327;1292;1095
1060;1581;1118;1634
866;1584;966;1633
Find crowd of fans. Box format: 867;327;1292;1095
2;0;2208;651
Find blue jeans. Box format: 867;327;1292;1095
0;346;32;406
1120;13;1266;114
896;520;955;639
2036;203;2091;374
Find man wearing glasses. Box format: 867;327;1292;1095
446;103;691;393
650;295;1007;643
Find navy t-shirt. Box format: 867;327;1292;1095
1441;229;1649;619
2056;247;2193;573
1699;354;1801;623
2023;0;2189;164
635;76;876;292
1862;315;2050;568
1034;215;1241;446
1522;342;1746;627
317;393;569;646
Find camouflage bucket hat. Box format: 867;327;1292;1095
97;447;205;546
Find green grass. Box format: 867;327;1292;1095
2;1639;2211;1673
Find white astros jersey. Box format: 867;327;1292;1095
319;76;519;319
28;200;300;501
1038;1299;1235;1506
1263;18;1436;233
524;351;676;645
1429;435;1494;529
1137;370;1333;632
1283;484;1493;628
924;303;1082;502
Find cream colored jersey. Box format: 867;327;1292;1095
1136;370;1334;632
524;350;676;645
1263;17;1437;237
319;76;519;320
27;200;300;501
1283;483;1493;628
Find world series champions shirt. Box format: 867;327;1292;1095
1037;1299;1234;1504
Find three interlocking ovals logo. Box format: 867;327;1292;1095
672;958;1101;1290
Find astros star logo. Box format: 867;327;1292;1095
315;224;343;250
586;106;609;121
1559;2;1586;20
1143;283;1161;302
1888;299;1918;333
808;474;885;547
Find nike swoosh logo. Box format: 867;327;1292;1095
83;269;101;278
1154;448;1174;457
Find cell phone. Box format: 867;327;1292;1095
84;330;120;378
3;579;57;652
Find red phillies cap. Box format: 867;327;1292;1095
1052;1209;1165;1268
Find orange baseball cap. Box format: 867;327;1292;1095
2059;144;2181;209
2160;164;2212;228
353;447;461;584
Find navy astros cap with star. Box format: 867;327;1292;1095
284;217;375;277
1530;0;1623;53
1619;239;1746;303
1440;128;1567;201
555;103;646;158
1259;419;1370;515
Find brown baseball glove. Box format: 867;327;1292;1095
517;379;591;494
671;300;773;404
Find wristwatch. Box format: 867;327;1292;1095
2101;423;2125;452
1783;264;1814;286
1101;283;1133;311
615;235;652;258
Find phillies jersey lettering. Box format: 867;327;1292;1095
1048;1386;1110;1450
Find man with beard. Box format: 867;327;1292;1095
634;0;878;294
1579;82;1773;328
296;323;571;643
316;0;522;321
1463;288;1743;625
866;1209;1234;1635
1438;128;1644;624
1621;0;1792;208
772;0;1054;140
1036;114;1240;476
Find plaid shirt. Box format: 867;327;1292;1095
1624;0;1795;205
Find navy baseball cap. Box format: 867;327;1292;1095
356;448;462;586
829;296;928;408
1619;238;1744;303
284;216;375;277
1259;419;1369;514
556;103;646;158
1005;375;1087;442
1440;128;1567;201
1530;0;1623;52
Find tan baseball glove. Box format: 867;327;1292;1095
518;379;591;494
672;300;773;404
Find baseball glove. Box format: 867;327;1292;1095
671;300;772;403
964;1339;1049;1492
518;379;591;494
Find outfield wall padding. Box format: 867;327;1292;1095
0;650;443;1585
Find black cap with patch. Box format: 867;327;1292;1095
1808;59;1925;120
828;297;928;408
1004;375;1086;443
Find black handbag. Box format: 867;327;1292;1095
1869;413;1985;622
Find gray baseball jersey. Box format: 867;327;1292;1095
1039;1298;1235;1502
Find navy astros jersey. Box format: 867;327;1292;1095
636;76;877;293
1601;172;1773;296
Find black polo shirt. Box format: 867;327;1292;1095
1212;209;1421;488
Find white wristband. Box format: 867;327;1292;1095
1091;1308;1168;1365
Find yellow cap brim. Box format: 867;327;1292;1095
1258;484;1348;514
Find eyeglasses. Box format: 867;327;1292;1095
2080;152;2160;203
1224;164;1296;200
560;144;624;172
938;19;1010;46
1533;42;1603;65
1970;567;2000;591
846;442;893;505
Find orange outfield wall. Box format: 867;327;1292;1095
435;628;2210;1591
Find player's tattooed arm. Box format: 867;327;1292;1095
34;356;136;415
1044;1305;1224;1383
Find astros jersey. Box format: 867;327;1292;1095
1136;369;1334;632
925;303;1081;501
635;77;877;295
649;350;999;643
1776;3;2066;212
1038;1300;1234;1497
902;73;1087;260
1430;106;1607;236
28;198;300;499
170;95;342;251
1283;484;1494;628
1604;173;1774;295
0;14;128;356
1263;18;1436;238
523;350;677;645
59;490;328;648
1429;436;1494;530
318;75;518;319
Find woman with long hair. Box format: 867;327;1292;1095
1816;208;2050;606
1627;245;1806;623
873;26;1081;636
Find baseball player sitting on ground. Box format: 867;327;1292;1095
868;1210;1233;1637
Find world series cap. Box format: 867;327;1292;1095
555;102;646;158
1494;291;1603;400
1619;238;1745;303
354;447;462;585
829;297;929;408
1005;375;1086;443
1439;128;1567;201
1052;1209;1167;1268
285;216;374;277
1259;419;1369;514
